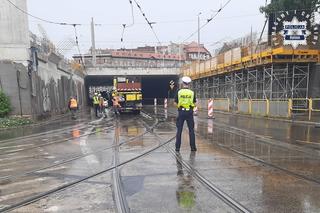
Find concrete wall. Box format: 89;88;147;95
0;61;31;115
0;0;86;119
29;57;86;118
0;59;86;119
0;0;29;62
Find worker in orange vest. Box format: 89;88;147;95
68;96;78;119
112;92;121;115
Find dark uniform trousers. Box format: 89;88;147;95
176;109;196;151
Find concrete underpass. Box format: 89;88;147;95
85;75;179;105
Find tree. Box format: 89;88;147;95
260;0;319;16
0;90;11;117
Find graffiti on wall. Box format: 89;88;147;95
42;86;51;112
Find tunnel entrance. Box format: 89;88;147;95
85;75;179;105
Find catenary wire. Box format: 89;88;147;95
121;0;135;45
133;0;162;45
183;0;232;43
5;0;81;26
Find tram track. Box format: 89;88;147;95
164;145;251;213
0;116;144;156
159;109;320;187
0;119;107;148
0;117;175;213
141;111;251;213
0;114;98;144
0;124;114;156
0;116;158;182
112;119;130;213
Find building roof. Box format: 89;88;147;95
184;42;211;55
111;50;186;60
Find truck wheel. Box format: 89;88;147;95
134;110;140;115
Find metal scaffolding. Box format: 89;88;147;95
192;63;311;109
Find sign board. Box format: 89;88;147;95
271;11;319;49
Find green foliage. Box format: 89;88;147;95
260;0;319;16
0;117;33;128
0;90;11;118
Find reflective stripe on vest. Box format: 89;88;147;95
93;96;99;104
177;89;195;109
70;99;78;108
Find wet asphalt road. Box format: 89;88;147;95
0;107;320;212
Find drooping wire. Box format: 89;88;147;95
6;0;81;26
132;0;162;45
183;0;232;43
73;25;87;74
121;0;135;47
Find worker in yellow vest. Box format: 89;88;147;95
174;76;197;152
93;92;100;117
68;96;78;119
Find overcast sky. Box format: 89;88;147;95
27;0;267;56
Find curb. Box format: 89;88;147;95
196;108;319;126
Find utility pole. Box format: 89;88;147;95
197;12;202;61
91;17;96;66
197;12;202;73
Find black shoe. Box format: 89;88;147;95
175;149;180;152
191;148;197;152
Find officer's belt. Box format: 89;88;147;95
180;108;190;111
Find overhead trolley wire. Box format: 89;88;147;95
121;0;135;45
7;0;88;73
73;25;88;74
132;0;162;45
183;0;233;43
5;0;81;26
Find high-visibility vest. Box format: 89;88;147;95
93;96;99;104
70;98;78;109
177;89;195;109
112;96;121;107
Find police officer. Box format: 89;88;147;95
174;76;196;152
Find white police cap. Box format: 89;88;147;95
182;76;192;84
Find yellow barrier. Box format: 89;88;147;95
290;98;311;120
235;98;318;120
212;98;230;112
310;98;320;121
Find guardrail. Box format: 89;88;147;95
148;97;319;121
236;98;319;120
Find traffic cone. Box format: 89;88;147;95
208;98;215;119
164;98;168;109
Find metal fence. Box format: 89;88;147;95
269;100;290;118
